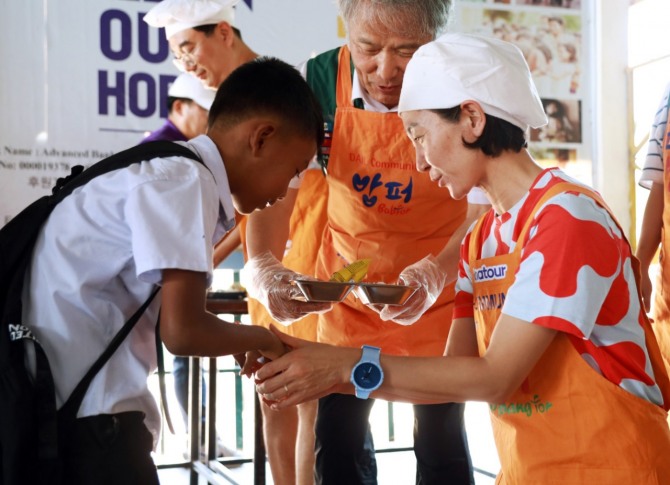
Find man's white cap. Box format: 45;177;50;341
168;73;216;110
399;33;548;132
144;0;240;40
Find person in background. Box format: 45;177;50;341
255;33;670;484
144;2;325;483
145;0;258;91
637;81;670;385
142;72;214;145
244;1;491;483
22;57;324;485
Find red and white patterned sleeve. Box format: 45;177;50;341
502;191;627;339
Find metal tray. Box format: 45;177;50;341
293;279;354;303
354;283;419;306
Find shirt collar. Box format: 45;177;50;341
183;134;236;237
351;69;398;113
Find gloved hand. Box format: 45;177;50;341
245;250;332;325
377;255;447;326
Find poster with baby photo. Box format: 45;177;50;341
451;2;593;186
482;0;512;4
517;0;581;9
530;98;582;143
456;1;517;4
458;0;581;10
451;6;583;98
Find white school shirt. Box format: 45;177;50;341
23;134;235;446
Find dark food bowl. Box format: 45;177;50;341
294;279;354;303
354;283;419;306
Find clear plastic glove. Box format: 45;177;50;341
377;255;447;326
245;250;332;325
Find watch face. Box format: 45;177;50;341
353;363;382;389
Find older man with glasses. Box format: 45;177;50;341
244;1;490;484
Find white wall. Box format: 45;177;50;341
594;0;631;234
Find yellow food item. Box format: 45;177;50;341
329;258;371;283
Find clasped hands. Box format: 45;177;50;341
238;326;357;410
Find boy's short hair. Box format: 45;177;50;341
208;57;325;156
432;107;528;157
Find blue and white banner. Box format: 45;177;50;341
0;0;342;226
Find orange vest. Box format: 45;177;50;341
469;182;670;483
315;46;466;356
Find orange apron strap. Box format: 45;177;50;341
336;46;353;108
514;182;608;247
468;214;488;270
468;183;591;266
467;182;584;276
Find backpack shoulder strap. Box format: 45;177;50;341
58;287;161;422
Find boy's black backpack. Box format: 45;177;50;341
0;141;202;485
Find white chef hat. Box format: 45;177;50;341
168;73;216;110
144;0;240;40
399;33;547;132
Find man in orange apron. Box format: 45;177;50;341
245;2;491;483
255;33;670;484
637;82;670;404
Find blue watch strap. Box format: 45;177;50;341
361;345;380;362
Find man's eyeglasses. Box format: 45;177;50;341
172;44;199;72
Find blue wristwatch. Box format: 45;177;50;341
350;345;384;399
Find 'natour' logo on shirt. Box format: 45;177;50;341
473;264;508;282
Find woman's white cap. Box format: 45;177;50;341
168;73;216;110
399;33;547;132
144;0;240;39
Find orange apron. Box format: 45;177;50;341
239;169;329;340
652;114;670;382
315;47;466;356
469;182;670;484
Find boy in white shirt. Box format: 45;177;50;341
22;56;325;485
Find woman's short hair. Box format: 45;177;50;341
432;106;528;157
